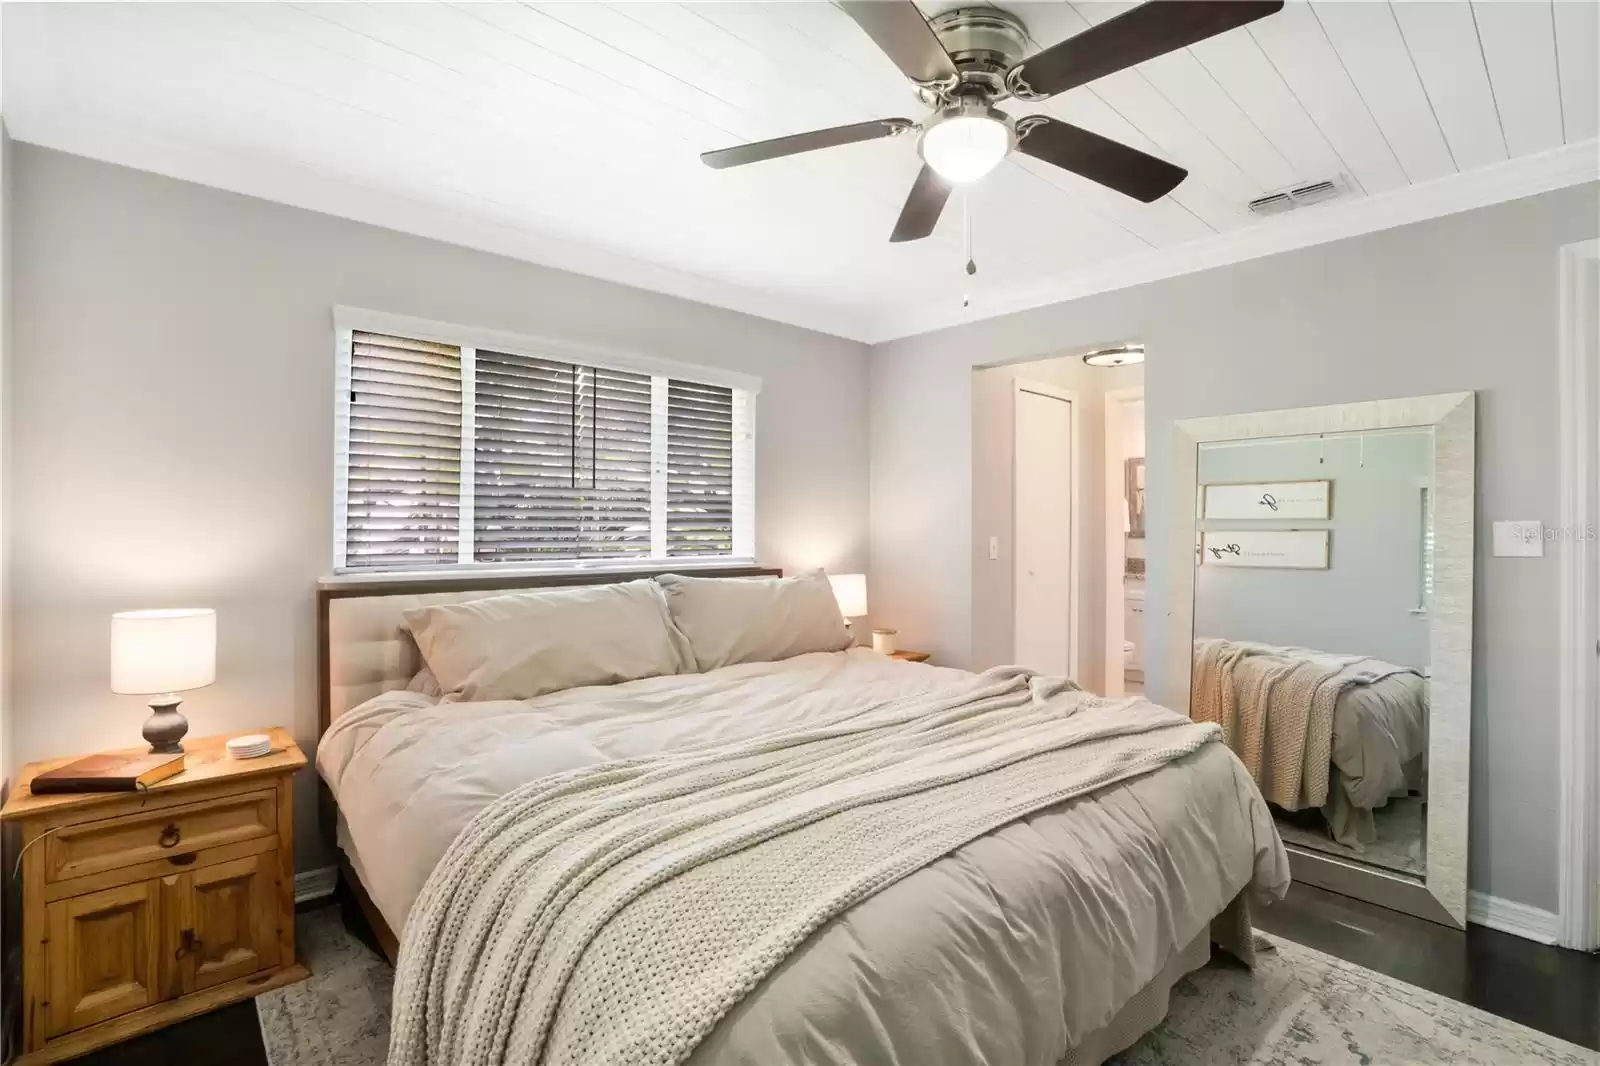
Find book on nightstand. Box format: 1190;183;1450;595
30;751;185;794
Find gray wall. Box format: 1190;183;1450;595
870;182;1600;911
971;356;1143;691
10;145;872;869
1194;429;1433;669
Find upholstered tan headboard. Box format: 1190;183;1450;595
317;565;780;736
315;566;779;840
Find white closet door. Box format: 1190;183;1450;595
1013;385;1076;678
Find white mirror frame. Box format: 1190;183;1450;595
1163;392;1475;927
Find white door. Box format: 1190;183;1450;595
1014;384;1076;678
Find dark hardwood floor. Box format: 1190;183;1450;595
54;998;270;1066
58;883;1600;1064
1254;881;1600;1052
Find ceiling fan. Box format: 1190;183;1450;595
701;1;1284;242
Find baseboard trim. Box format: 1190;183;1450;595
1468;891;1560;945
294;865;338;904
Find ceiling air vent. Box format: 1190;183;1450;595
1247;176;1348;217
1290;179;1342;206
1246;192;1294;216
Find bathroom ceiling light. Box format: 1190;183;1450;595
1083;344;1146;368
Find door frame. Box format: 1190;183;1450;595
1103;386;1145;697
1557;237;1600;951
1012;379;1081;683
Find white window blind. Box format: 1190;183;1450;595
335;322;756;573
666;379;735;557
339;332;463;570
474;351;654;563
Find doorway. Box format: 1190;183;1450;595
1013;380;1079;679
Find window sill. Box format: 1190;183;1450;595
318;557;761;590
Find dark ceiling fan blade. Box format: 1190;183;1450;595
839;1;958;85
890;165;952;243
1008;1;1283;99
1015;117;1186;202
702;118;915;170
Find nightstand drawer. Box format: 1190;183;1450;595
45;790;277;884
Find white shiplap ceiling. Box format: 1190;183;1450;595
4;1;1597;342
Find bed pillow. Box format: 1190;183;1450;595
405;667;444;699
655;570;853;672
402;580;693;702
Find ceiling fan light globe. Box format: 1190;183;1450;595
919;114;1011;184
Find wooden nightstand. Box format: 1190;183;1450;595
1;728;309;1064
891;650;931;663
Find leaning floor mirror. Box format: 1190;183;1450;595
1163;393;1474;927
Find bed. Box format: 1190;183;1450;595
316;569;1289;1066
1191;637;1428;848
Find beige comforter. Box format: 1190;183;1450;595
320;651;1289;1066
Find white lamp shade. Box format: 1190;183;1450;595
111;609;217;695
828;573;869;619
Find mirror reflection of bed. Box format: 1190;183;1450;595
1191;426;1434;881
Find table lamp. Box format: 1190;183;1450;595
111;608;216;754
828;573;868;622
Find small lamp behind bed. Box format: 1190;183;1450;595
827;573;868;641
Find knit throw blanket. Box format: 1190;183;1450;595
1191;638;1412;810
388;668;1222;1066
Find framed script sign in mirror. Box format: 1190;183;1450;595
1203;480;1331;520
1165;393;1474;929
1200;530;1329;568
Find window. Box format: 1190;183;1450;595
333;313;756;573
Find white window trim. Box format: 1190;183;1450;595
331;328;355;572
333;306;762;395
732;389;757;559
331;307;759;576
650;376;669;559
457;345;477;565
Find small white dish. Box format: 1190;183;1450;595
227;734;272;760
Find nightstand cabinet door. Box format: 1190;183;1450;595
44;882;162;1038
184;853;281;992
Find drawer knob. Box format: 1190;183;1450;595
158;823;182;849
176;928;204;960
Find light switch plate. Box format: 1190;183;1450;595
988;536;1000;561
1492;521;1544;557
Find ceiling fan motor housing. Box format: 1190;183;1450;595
926;7;1031;103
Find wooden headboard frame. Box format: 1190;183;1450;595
314;566;781;845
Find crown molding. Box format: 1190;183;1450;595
865;139;1600;344
7;110;877;344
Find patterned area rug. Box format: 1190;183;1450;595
259;908;1597;1066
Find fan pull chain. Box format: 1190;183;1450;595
962;190;976;308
